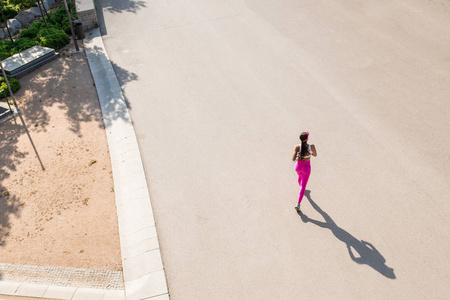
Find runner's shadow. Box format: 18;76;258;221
298;191;396;279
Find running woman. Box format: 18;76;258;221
292;131;317;212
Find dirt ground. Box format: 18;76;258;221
0;42;122;270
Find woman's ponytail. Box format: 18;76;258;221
299;131;310;158
300;140;308;158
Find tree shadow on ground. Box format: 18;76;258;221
0;42;138;247
15;47;138;136
298;190;396;279
85;43;138;124
110;61;137;110
95;0;147;14
0;183;22;246
0;118;25;247
94;0;147;35
11;51;105;137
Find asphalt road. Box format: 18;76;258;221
97;0;450;298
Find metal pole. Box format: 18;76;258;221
37;0;49;30
38;0;50;20
62;0;80;52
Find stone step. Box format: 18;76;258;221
1;46;59;78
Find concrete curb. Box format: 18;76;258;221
0;263;124;299
84;28;169;300
0;264;124;289
0;281;124;299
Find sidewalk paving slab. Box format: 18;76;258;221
143;295;170;300
125;271;168;300
42;286;77;300
0;282;20;295
71;288;106;300
15;283;47;298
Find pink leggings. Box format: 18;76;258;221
295;160;311;204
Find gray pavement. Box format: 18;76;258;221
97;0;450;299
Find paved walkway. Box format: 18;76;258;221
98;0;450;299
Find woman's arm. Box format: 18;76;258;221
311;144;317;157
292;145;300;161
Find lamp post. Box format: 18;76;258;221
62;0;80;52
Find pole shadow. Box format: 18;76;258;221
11;110;45;171
298;190;396;279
